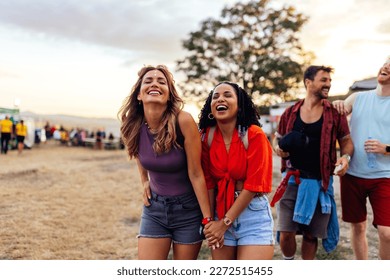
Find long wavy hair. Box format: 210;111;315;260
118;65;184;158
198;81;261;137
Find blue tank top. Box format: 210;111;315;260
138;124;193;196
348;90;390;178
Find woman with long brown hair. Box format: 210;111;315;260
118;65;213;259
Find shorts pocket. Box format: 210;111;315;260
248;196;268;211
180;198;200;210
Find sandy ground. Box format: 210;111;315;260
0;141;379;259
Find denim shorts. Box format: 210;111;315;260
138;191;203;244
221;195;274;246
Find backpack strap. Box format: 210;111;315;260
241;130;249;150
207;126;216;147
207;126;248;150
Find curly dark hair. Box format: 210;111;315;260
198;81;260;137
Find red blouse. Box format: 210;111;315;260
201;125;273;219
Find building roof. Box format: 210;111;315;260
350;77;377;91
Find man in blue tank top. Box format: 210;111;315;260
333;58;390;259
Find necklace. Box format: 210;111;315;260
145;121;158;134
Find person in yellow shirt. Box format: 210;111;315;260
16;120;28;155
1;115;13;154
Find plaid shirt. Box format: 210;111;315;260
276;99;350;192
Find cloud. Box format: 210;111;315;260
0;0;229;61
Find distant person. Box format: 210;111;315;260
0;115;13;154
106;132;115;149
333;58;390;259
53;129;61;141
44;121;52;142
198;81;274;260
50;125;56;138
80;129;87;146
60;127;69;145
118;65;213;260
272;65;354;260
95;129;103;150
15;120;28;155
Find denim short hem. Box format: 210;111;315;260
172;239;203;245
224;239;275;247
223;241;275;247
137;234;172;239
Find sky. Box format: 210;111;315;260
0;0;389;119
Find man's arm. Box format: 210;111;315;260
339;134;354;158
333;92;358;115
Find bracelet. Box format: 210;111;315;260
201;217;213;225
341;154;351;163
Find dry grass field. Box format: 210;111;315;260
0;141;140;259
0;141;379;260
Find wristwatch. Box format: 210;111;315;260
223;216;232;227
386;145;390;153
342;154;351;163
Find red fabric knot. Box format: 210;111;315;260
270;169;301;207
215;174;236;220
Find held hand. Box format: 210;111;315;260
142;182;151;206
204;220;228;249
204;230;224;250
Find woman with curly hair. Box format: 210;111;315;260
199;81;274;260
118;65;212;260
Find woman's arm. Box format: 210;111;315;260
136;158;151;206
178;111;213;219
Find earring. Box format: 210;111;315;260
208;113;214;120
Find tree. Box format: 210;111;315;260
176;0;314;106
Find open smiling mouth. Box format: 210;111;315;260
148;90;162;95
216;105;228;111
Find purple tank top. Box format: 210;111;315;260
138;124;193;196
